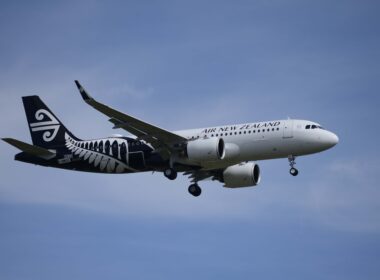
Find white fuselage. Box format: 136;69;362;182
174;119;339;169
6;88;340;196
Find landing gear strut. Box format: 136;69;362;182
188;183;202;197
164;168;177;180
288;155;299;176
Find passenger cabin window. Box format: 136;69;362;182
105;141;110;154
120;143;126;162
112;141;118;157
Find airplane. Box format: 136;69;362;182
2;81;339;197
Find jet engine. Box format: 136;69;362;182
222;162;261;188
223;142;240;160
186;138;225;162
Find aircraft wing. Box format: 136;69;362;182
2;138;56;160
74;81;187;153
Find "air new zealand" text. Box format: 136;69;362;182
201;121;281;134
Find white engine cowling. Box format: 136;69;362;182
186;138;225;162
223;162;261;188
223;142;240;160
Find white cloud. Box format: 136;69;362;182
328;158;379;180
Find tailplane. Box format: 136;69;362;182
22;96;80;149
2;138;56;159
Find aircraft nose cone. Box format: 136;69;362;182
332;133;339;145
326;132;339;147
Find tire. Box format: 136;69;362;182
290;168;299;176
164;168;177;180
188;184;202;197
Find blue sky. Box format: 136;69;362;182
1;0;380;279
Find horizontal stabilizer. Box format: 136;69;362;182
2;138;56;159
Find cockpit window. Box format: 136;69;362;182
306;124;324;130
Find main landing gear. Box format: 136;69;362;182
164;168;177;180
288;155;299;176
163;167;202;197
188;183;202;197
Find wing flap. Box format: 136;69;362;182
184;170;216;183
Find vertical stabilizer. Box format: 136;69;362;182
22;96;80;148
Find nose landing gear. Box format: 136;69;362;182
290;167;299;176
288;155;299;176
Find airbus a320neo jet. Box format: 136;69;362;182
3;81;339;196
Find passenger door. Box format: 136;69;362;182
283;120;294;138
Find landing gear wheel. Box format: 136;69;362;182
290;167;299;176
288;155;299;177
164;168;177;180
188;184;202;197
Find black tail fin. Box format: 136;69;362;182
22;96;80;149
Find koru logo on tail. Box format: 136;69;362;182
29;109;60;142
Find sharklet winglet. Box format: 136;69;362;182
74;80;92;101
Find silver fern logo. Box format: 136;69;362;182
64;133;136;173
29;109;60;142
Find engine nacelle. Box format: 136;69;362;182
222;162;261;188
223;142;240;160
186;138;225;162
